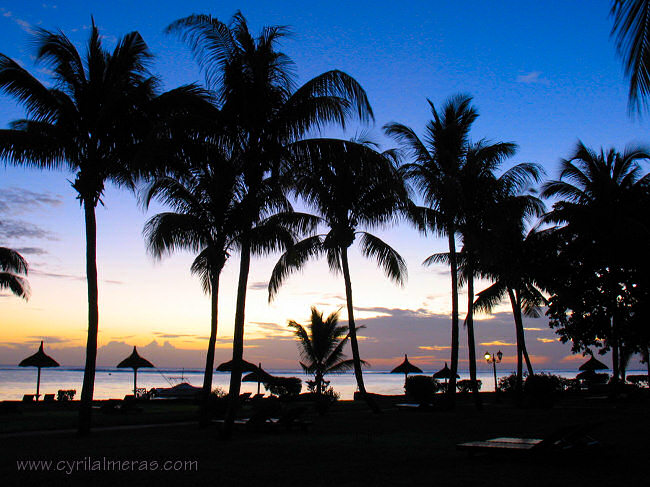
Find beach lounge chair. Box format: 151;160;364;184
22;394;35;402
43;394;55;402
457;423;600;456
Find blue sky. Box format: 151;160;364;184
0;1;646;371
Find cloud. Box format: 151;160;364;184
418;345;451;351
13;247;48;256
0;220;56;240
248;281;268;291
479;340;517;347
536;337;558;344
30;268;123;285
516;71;550;85
0;187;63;214
524;327;543;331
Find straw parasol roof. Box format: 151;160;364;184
19;341;59;400
216;359;261;373
242;364;275;394
578;356;608;371
117;346;154;396
433;362;459;380
391;354;423;375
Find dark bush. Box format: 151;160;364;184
524;373;563;408
405;375;435;404
264;377;302;399
456;379;482;393
497;373;522;393
57;390;76;401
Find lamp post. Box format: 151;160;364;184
485;350;503;397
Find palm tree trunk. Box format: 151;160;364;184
78;199;99;436
199;271;220;428
611;315;620;383
447;230;459;407
341;246;379;413
466;271;482;409
223;239;251;437
508;288;524;396
514;290;534;377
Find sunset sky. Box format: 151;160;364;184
1;1;647;371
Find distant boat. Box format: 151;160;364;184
150;382;201;399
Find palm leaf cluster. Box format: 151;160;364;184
0;247;30;299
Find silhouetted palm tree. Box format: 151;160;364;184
0;247;29;299
610;0;650;113
385;94;479;406
269;138;407;411
288;307;359;396
0;22;200;434
167;12;372;430
542;141;650;380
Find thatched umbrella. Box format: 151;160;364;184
216;359;261;374
579;356;609;372
433;362;459;385
242;363;274;394
391;354;423;387
117;346;154;396
19;341;59;400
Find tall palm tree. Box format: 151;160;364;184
385;94;479;406
610;0;650;114
0;22;199;434
269;138;408;411
288;307;358;396
0;247;29;299
142;153;245;427
542;141;650;381
167;12;373;430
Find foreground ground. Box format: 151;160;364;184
1;392;648;486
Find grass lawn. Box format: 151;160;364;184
1;392;648;486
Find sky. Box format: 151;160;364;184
0;1;647;372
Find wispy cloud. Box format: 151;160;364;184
30;268;123;285
248;281;268;291
516;71;550;85
479;340;517;347
536;337;558;343
0;187;63;214
0;220;56;241
524;327;543;331
13;247;48;256
418;345;451;351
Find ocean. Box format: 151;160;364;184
2;365;635;401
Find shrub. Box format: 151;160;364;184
524;373;564;408
57;389;76;401
456;379;482;394
211;387;227;398
264;377;302;399
497;373;522;393
405;375;435;403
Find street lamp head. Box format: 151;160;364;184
497;350;503;362
484;351;491;361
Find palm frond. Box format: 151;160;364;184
358;232;407;286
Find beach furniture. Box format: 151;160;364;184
22;394;35;402
116;346;154;396
19;341;59;401
43;394;55;402
457;423;600;456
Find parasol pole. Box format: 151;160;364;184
36;366;41;401
257;363;262;395
134;368;138;396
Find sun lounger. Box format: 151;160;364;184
395;402;433;410
457;423;600;456
43;394;55;402
22;394;35;402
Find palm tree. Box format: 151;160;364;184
167;12;373;430
269;138;408;411
541;141;650;381
0;247;29;299
0;22;199;434
288;307;358;397
610;0;650;113
385;94;479;406
142;153;245;426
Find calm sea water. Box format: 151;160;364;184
0;366;630;401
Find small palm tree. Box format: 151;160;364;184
0;22;199;434
288;307;358;396
269;138;407;412
0;247;29;299
385;94;479;406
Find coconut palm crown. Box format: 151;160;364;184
0;247;30;299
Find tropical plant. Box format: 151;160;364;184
142;153;246;427
0;247;29;299
288;307;357;397
167;12;373;430
541;142;650;382
610;0;650;113
385;94;480;407
269;138;408;411
0;22;200;434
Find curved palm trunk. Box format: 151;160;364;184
223;239;251;437
341;246;379;413
199;272;220;428
508;288;534;399
447;231;459;407
78;200;99;436
466;271;482;409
